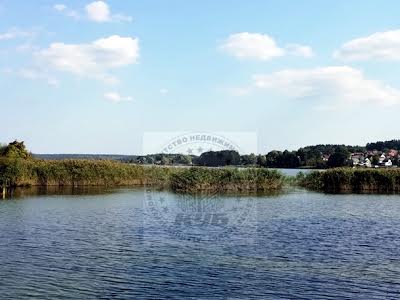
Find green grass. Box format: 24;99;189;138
0;159;283;193
170;167;283;192
0;158;181;187
6;157;399;194
298;168;400;193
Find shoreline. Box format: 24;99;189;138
2;158;400;196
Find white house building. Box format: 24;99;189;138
364;158;372;168
385;159;393;167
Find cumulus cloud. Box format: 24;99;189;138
85;1;132;22
219;32;313;60
36;35;139;83
54;1;131;23
53;4;66;11
251;66;400;107
104;92;133;103
334;29;400;61
85;1;110;22
220;32;284;60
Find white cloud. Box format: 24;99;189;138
85;1;110;22
53;4;80;20
85;1;132;23
286;44;314;58
104;92;133;103
0;28;34;41
334;29;400;61
36;35;139;83
251;66;400;107
54;1;131;23
53;4;66;12
219;32;313;60
220;32;284;61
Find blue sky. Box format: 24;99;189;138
1;0;400;154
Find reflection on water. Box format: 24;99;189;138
5;185;118;198
1;187;400;299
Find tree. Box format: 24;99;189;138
265;151;281;167
371;155;380;166
161;156;171;165
367;140;400;151
276;150;301;168
0;141;31;159
172;154;192;165
197;150;241;167
257;155;267;167
241;153;257;165
327;147;350;168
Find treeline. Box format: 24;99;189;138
130;148;350;169
132;153;194;165
128;144;371;169
366;140;400;151
248;146;355;169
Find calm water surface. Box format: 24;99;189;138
1;187;400;299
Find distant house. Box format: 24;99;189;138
322;154;330;161
385;159;393;167
388;149;399;157
379;154;386;164
364;158;372;168
351;153;365;166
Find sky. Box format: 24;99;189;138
1;0;400;154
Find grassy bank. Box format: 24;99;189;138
6;157;399;194
298;168;400;193
0;158;284;193
0;158;179;188
170;167;283;193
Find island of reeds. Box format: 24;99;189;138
170;167;283;193
0;141;284;194
298;168;400;193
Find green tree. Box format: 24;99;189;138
327;147;350;168
197;150;241;167
371;155;380;166
0;141;31;159
265;151;281;167
257;155;267;167
241;153;257;165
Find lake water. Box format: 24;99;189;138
271;168;314;176
1;187;400;299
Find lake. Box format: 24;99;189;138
1;187;400;299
